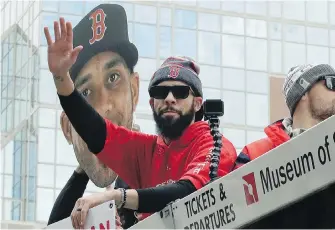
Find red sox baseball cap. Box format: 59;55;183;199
69;4;138;81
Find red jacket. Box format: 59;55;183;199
234;119;290;170
97;120;237;191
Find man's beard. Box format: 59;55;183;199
153;105;195;140
310;98;335;121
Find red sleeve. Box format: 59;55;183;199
181;135;237;190
96;119;157;189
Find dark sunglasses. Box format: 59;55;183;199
320;75;335;91
149;85;193;99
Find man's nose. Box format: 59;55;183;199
95;90;113;117
164;91;176;104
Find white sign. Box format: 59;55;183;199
133;115;335;229
129;205;175;229
46;201;116;229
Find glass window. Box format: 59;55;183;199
331;3;335;25
4;141;14;174
199;65;221;89
28;141;37;177
4;175;13;198
137;118;156;135
37;128;55;163
285;24;305;43
283;1;305;21
221;1;244;13
133;24;156;58
160;8;171;26
198;32;221;66
8;200;22;220
22;11;30;32
222;128;246;149
37;163;54;187
330;30;335;47
56;130;78;166
136;58;157;81
269;22;282;40
41;1;58;12
26;201;36;221
6;102;13;132
221;16;244;35
175;0;196;7
222;35;245;68
128;22;133;43
38;108;56;128
159;26;171;59
269;2;282;18
198;1;221;9
246;19;267;38
39;46;48;69
115;2;133;21
307;45;329;65
64;15;82;28
245;1;266;16
222;91;245;125
246;38;267;71
246;93;268;127
246;71;268;94
307;27;328;46
39;69;57;104
247;130;266;144
270;41;282;73
198;13;220;32
55;165;76;188
330;49;335;67
137;80;151;113
284;43;306;72
36;188;54;222
55;189;62;199
59;1;84;15
202;88;221;101
40;13;58;46
306;1;327;23
134;5;157;24
85;2;102;14
173;29;196;59
222;68;245;91
174;9;196;29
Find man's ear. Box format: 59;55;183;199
130;72;139;113
194;97;203;112
60;111;72;144
149;98;154;110
301;93;308;101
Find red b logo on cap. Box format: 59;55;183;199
89;8;107;45
168;66;180;79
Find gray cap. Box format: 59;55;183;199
148;56;203;97
282;63;335;116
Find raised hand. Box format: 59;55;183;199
44;17;82;77
43;17;83;96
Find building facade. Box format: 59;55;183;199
1;0;335;226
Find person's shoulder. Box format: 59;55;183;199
241;137;274;160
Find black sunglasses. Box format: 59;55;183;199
320;75;335;91
149;85;193;99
